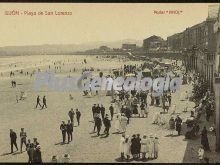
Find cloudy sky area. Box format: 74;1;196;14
0;3;219;46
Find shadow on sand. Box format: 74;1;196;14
0;152;12;156
54;142;65;145
112;132;123;135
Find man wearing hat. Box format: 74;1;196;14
95;114;102;136
62;153;70;163
109;104;114;120
68;108;75;124
103;114;111;137
60;121;67;143
92;104;96;121
20;128;27;152
67;120;73;143
10;129;18;153
175;115;182;136
33;138;39;148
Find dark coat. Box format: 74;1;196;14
66;123;73;133
76;111;81;119
96;117;102;128
68;111;75;118
10;131;17;142
33;149;42;163
100;107;105;115
175;117;182;131
92;106;96;114
109;106;114;114
103;117;111;128
131;137;138;155
60;124;67;133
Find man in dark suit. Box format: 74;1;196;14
68;108;75;124
41;96;47;109
35;96;41;109
20;128;27;153
103;114;111;137
109;104;114;120
60;121;67;143
96;114;102;136
100;104;105;120
76;109;81;126
96;104;101;115
175;115;182;136
66;120;73;143
10;129;18;153
92;104;96;120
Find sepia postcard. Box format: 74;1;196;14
0;2;220;163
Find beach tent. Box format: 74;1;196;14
142;68;152;77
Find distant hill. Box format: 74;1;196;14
0;39;143;56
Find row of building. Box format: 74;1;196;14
183;5;220;153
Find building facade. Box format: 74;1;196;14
143;35;166;51
183;5;220;152
121;44;137;51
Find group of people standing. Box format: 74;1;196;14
91;104;112;137
9;128;42;163
59;108;81;144
168;115;183;136
120;133;159;161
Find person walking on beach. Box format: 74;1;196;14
20;128;27;152
10;129;18;153
26;139;31;163
103;114;111;137
35;96;41;109
68;108;75;124
60;121;67;143
175;115;182;136
41;96;47;109
96;114;102;136
76;109;81;126
67;120;73;143
100;104;105;120
109;104;114;120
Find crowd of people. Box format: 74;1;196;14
119;133;159;161
9;128;42;163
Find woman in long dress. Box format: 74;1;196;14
144;103;149;118
124;135;131;160
119;134;126;159
115;114;121;133
140;102;145;118
169;116;175;135
148;134;155;159
154;136;159;159
130;134;137;159
141;135;149;160
120;114;128;133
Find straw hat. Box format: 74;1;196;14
62;153;70;159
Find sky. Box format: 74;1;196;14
0;3;219;47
